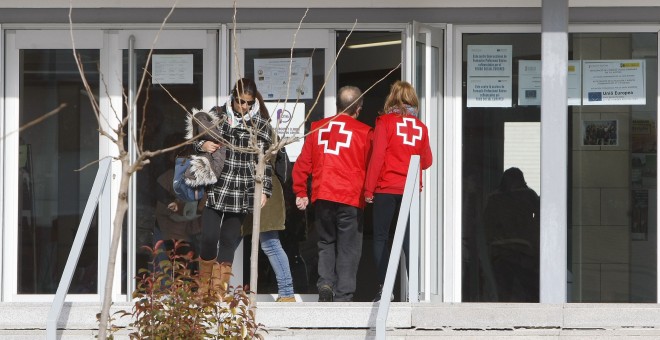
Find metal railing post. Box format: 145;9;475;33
376;155;421;339
46;157;111;340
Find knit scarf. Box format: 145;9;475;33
387;104;418;117
224;96;261;128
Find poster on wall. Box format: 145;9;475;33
255;57;313;100
632;119;657;153
517;60;582;106
632;153;657;188
581;119;618;146
264;102;305;161
631;189;649;241
152;54;194;84
583;60;646;105
467;45;512;107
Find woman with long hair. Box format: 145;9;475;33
190;78;273;296
364;80;433;302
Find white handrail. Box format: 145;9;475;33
46;157;111;340
376;155;421;340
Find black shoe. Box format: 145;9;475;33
373;284;394;302
318;285;334;302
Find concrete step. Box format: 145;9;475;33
2;301;660;339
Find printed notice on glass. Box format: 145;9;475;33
265;102;305;161
468;45;512;77
518;60;541;106
467;77;512;107
517;60;582;106
152;54;193;84
255;58;313;100
467;45;512;107
583;60;646;105
567;61;582;105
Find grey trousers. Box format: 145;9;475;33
314;199;363;302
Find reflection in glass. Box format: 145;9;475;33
483;167;540;302
19;50;100;293
123;49;204;295
569;33;657;302
461;33;541;302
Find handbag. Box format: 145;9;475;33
173;156;205;202
274;146;291;184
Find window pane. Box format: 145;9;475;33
19;49;100;294
242;48;325;296
462;33;541;302
123;49;204;295
569;33;657;302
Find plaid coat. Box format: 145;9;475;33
194;104;273;213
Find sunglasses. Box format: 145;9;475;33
234;97;256;106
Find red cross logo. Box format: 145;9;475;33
397;117;423;146
318;121;352;155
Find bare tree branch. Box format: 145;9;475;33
12;103;67;135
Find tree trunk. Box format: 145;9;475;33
98;157;131;339
249;151;266;308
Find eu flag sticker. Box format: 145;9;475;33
588;92;602;102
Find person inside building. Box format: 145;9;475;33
483;167;540;302
292;85;373;302
363;80;433;302
153;133;203;285
240;92;296;303
191;78;273;297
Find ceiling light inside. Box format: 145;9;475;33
347;40;402;49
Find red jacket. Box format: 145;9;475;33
293;114;373;208
364;113;432;197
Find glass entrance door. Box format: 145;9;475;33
234;27;425;302
4;30;103;299
233;29;330;301
3;29;217;300
409;22;444;302
120;30;217;295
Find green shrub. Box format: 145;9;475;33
113;240;263;339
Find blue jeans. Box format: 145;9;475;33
260;230;294;297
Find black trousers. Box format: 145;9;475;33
314;199;363;302
372;193;409;285
199;207;246;264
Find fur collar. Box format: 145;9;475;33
185;108;222;140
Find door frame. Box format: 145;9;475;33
2;28;218;302
3;29;107;302
406;22;446;303
230;28;334;301
115;29;218;297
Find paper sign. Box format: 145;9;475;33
255;58;313;100
583;60;646;105
467;45;512;107
265;102;306;161
152;54;193;84
517;60;582;106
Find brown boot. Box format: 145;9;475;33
211;262;232;298
198;259;216;296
